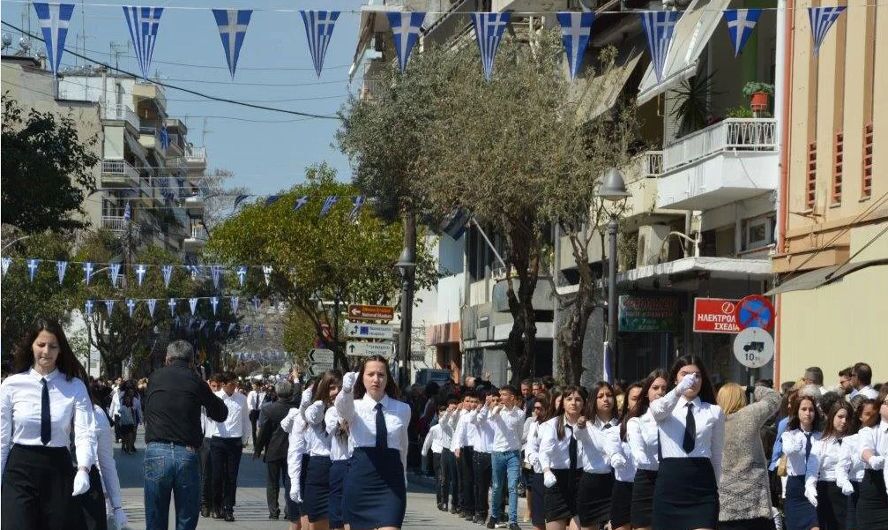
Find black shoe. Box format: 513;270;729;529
224;510;235;522
269;510;280;520
463;512;474;521
508;524;521;530
212;510;223;519
200;506;210;518
472;514;483;524
517;483;526;498
486;517;496;529
450;505;459;514
438;503;446;511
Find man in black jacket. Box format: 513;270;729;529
143;340;228;530
254;380;300;522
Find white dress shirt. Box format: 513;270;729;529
208;389;251;443
859;421;888;465
612;437;638;483
247;390;265;412
473;411;495;453
451;409;480;452
109;388;122;418
437;411;454;450
835;433;866;484
650;387;725;482
303;400;332;457
627;413;660;471
538;416;581;471
286;412;307;498
524;420;542;472
325;405;352;461
422;424;444;456
807;436;845;482
93;404;123;510
478;405;525;452
0;368;97;473
575;420;614;474
849;386;879;400
280;408;300;434
781;428;822;477
335;391;411;473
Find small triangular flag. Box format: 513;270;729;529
56;261;68;285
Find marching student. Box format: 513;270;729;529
477;384;525;530
200;375;223;518
575;381;619;530
247;380;266;448
807;401;854;529
438;398;459;512
208;371;252;522
858;386;888;529
627;371;668;530
608;381;643;530
452;392;482;519
254;381;300;524
836;399;879;529
524;392;551;530
303;370;343;530
335;355;412;530
474;389;497;527
781;393;823;530
88;395;128;530
324;380;352;530
421;402;448;509
539;385;588;530
287;385;313;530
649;355;725;530
0;319;97;530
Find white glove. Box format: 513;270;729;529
299;385;315;411
838;479;855;496
781;431;802;454
804;481;818;508
610;453;628;469
72;468;90;496
289;483;302;503
113;507;128;529
342;372;358;393
869;455;885;470
676;373;697;394
543;470;557;488
492;405;503;415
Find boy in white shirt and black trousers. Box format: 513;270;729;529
207;371;252;522
422;401;449;509
452;392;483;520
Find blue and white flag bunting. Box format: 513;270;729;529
135;264;147;286
85;299;94;318
123;202;131;221
105;299;116;318
556;11;595;80
127;298;136;317
300;10;340;78
252;296;261;311
263;265;272;285
215;321;222;332
168;297;177;316
159;125;170;150
1;257;11;277
83;262;94;285
265;195;280;206
109;263;121;287
293;195;309;211
723;9;762;57
189;297;199;315
319;195;338;217
234;194;249;209
212;9;252;78
27;259;40;282
349;195;365;221
147;298;157;317
640;10;681;83
386;11;425;72
471;12;511;81
231;296;239;314
228;323;236;333
211;265;222;289
33;3;75;77
162;264;173;288
122;6;164;79
210;296;219;315
57;261;68;285
809;6;846;56
236;266;247;287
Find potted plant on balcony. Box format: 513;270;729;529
742;81;773;114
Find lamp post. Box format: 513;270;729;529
395;244;416;388
597;168;630;383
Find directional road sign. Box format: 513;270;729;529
346;341;394;358
732;327;774;368
308;348;334;376
347;304;395;321
347;321;395;340
736;295;775;331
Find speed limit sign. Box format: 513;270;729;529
732;327;774;368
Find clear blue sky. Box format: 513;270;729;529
4;0;366;195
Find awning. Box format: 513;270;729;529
765;258;888;295
586;38;645;118
635;0;731;105
349;5;404;80
617;256;772;286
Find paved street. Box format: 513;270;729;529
116;428;503;529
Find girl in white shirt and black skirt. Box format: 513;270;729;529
836;399;879;529
524;392;551;530
858;386;888;529
335;355;411;530
303;370;342;530
782;393;823;530
650;354;725;530
608;381;643;530
627;370;668;530
576;381;619;530
539;385;587;530
807;401;853;529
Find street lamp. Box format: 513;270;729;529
598;168;630;383
394;246;416;388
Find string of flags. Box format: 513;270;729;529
234;193;366;216
31;3;850;84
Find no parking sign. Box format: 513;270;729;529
736;295;775;331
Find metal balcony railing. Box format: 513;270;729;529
101;159;139;182
101;216;128;232
102;104;139;130
185;146;207;163
663;118;778;172
641;151;664;177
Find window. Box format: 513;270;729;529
832;131;843;205
806;142;817;209
742;215;775;251
862;122;873;198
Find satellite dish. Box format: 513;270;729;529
2;34;12;50
19;37;30;52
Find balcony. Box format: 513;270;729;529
102;105;139;132
138;126;166;156
185;146;207;170
656;119;779;211
102;216;128;233
101;159;139;187
132;82;167;114
184;195;204;217
183;224;208;252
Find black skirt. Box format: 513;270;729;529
610;480;633;528
304;455;332;522
529;472;545;528
343;447;406;529
652;457;718;530
328;459;348;529
576;471;614;526
0;444;75;530
544;468;581;523
817;480;847;530
857;469;888;530
631;469;657;528
846;481;860;529
719;517;775;530
785;475;818;530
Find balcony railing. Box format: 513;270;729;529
101;159;139;183
663;118;778;172
102;216;128;232
102;104;139;130
185;146;207;164
641;151;663;177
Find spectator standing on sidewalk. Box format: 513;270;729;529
142;340;227;530
255;381;300;525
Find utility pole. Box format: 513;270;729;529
395;209;417;388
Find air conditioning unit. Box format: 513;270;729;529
636;224;671;266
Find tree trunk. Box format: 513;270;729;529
503;222;540;385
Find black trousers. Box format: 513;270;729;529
432;452;444;505
200;437;214;510
441;449;459;507
266;459;299;520
210;437;243;512
459;446;476;513
249;410;260;447
473;450;493;517
1;444;75;530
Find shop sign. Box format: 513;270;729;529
618;295;682;333
693;298;741;334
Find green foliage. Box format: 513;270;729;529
726;106;755;118
281;311;317;370
742;81;774;97
1;96;99;233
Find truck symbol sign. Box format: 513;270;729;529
743;341;765;353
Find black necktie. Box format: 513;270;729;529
567;425;577;472
683;402;696;453
40;378;51;445
603;422;612;430
375;403;387;449
804;433;812;461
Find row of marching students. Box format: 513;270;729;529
278;354;412;530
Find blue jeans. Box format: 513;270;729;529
491;450;521;524
144;442;201;530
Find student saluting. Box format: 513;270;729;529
335;355;411;530
649;354;725;530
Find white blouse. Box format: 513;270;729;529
93;405;123;509
627;413;660;471
781;428;822;477
422;424;443;456
0;369;97;473
303;401;332;457
575;421;613;474
807;436;844;482
207;390;250;442
859;421;888;464
612;437;638;483
334;391;410;472
650;388;725;482
835;433;866;484
524;419;542;472
538;416;581;471
325;405;352;461
286;412;307;497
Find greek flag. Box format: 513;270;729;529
161;264;173;288
212;9;252;78
168;298;177;317
319;195;338;217
109;263;121;287
85;299;94;318
262;265;272;286
556;11;595;80
122;6;164;79
231;296;239;314
228;323;236;334
723;9;762;57
105;299;116;318
147;298;157;318
236;266;247;287
471;12;511;81
83;261;94;285
27;259;40;282
809;6;846;56
234;194;249;209
386;11;425;72
127;298;136;317
293;195;309;211
56;261;68;285
211;265;222;290
215;321;222;332
1;257;11;277
210;296;219;315
135;263;147;286
33;3;75;76
159;125;170;150
123;202;131;221
300;10;340;77
640;10;680;83
252;296;261;311
189;297;199;316
349;195;365;221
265;195;280;206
